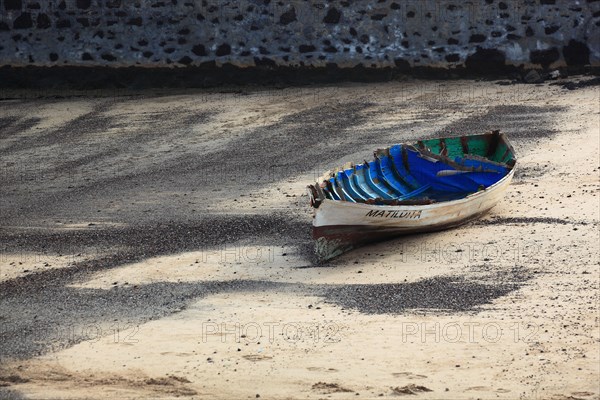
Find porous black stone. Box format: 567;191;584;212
393;58;410;70
469;34;487;43
465;47;506;73
13;12;33;29
323;8;341;23
299;44;316;53
101;53;117;61
215;43;231;56
178;56;192;65
4;0;22;10
254;57;277;67
128;17;143;26
192;44;206;56
56;19;71;29
525;26;534;36
563;40;589;66
279;7;296;25
35;13;50;29
530;48;560;68
76;0;91;9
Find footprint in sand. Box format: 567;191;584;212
551;395;597;400
392;372;427;379
391;384;432;395
466;386;493;391
242;354;273;361
312;382;353;394
307;367;338;372
159;352;192;357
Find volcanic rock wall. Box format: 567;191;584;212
0;0;599;70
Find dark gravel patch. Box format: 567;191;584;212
0;279;294;360
0;115;41;140
0;212;311;360
551;77;600;90
322;269;531;315
0;101;116;156
434;105;564;140
476;216;589;226
0;213;311;296
0;264;532;360
0;99;379;227
93;101;380;193
513;163;551;182
0;387;26;400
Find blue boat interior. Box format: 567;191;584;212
313;132;516;205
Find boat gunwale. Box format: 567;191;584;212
313;161;516;212
308;131;516;210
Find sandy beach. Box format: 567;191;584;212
0;78;598;399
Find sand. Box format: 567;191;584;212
0;78;598;399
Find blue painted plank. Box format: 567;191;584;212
352;164;381;199
338;171;368;201
364;161;398;199
334;173;357;203
375;154;411;195
389;145;422;189
327;178;341;200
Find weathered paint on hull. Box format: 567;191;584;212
312;168;515;261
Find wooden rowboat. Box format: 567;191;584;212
307;130;516;261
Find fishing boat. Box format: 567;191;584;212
307;130;516;261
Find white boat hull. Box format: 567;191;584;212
312;168;515;260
